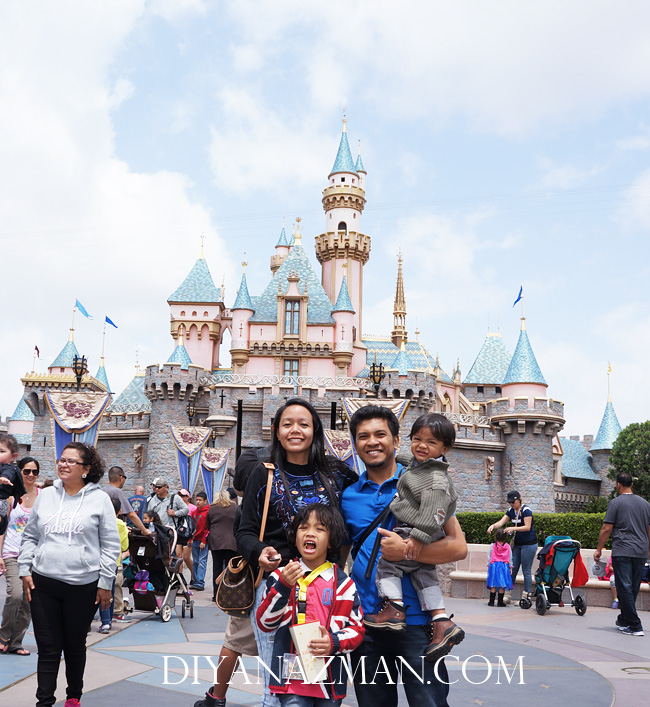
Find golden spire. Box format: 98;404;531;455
200;232;206;258
607;361;612;403
135;346;141;375
342;107;347;133
242;252;247;272
295;216;302;244
391;252;407;348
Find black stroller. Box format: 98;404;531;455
123;524;194;622
520;535;587;616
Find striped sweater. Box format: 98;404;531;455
256;561;364;701
389;457;458;545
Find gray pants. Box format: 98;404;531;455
0;556;31;651
376;528;445;612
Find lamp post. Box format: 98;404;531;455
72;355;88;391
338;404;347;430
208;427;218;447
186;402;196;426
369;360;385;398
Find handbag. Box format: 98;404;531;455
215;463;275;617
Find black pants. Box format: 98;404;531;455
30;572;98;707
211;549;237;598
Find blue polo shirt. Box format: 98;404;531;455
341;463;428;625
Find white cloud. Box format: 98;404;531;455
148;0;207;22
532;158;603;192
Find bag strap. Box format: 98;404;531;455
252;463;276;588
351;502;394;561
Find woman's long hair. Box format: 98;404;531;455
269;397;339;506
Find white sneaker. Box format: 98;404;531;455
621;627;645;636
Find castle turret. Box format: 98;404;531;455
391;254;407;349
48;331;79;375
7;397;34;448
501;318;547;406
270;222;290;274
167;243;226;371
355;142;366;190
463;329;511;403
95;357;111;393
315;118;370;341
230;262;255;373
167;329;193;371
332;274;355;375
590;386;622;496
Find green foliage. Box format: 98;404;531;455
608;421;650;501
457;511;608;549
583;495;609;513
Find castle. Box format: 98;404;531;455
5;121;622;512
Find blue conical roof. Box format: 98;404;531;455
232;272;254;311
503;325;546;385
50;339;79;368
464;332;512;385
167;341;193;370
95;360;110;392
389;347;412;376
330;131;357;175
333;276;355;313
168;258;222;303
591;401;622;451
111;374;150;410
276;226;288;247
355;153;366;173
11;398;34;422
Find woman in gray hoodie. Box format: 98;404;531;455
18;442;120;707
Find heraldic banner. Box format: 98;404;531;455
200;447;231;502
324;431;354;471
169;426;211;493
340;398;411;474
45;390;112;462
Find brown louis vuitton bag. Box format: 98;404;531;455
215;463;274;617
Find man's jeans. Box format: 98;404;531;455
350;624;450;707
612;556;646;632
511;543;537;593
190;542;210;589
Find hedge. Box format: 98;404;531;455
456;512;608;549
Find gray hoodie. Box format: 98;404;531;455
18;479;121;590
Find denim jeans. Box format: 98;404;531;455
99;571;117;626
511;543;537;593
350;624;450;707
191;542;210;589
252;581;281;707
612;556;646;632
279;694;340;706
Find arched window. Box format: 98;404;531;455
284;301;300;336
338;221;347;234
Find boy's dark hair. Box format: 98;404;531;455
288;503;347;557
495;528;507;544
111;497;122;515
349;405;400;440
616;472;633;488
410;413;455;449
0;433;18;455
195;491;208;501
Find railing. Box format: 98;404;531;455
442;412;491;426
107;402;152;414
199;373;371;390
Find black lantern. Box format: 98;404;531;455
186;402;196;425
72;355;88;391
338;404;347;430
369;360;385;398
209;427;218;447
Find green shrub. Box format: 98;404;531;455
456;511;608;549
583;496;609;514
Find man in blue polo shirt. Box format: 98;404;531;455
341;405;467;707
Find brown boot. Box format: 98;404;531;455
424;615;465;662
363;599;407;630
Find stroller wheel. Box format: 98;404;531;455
181;599;186;618
160;604;173;622
574;595;587;616
519;596;532;609
189;600;194;619
535;594;547;615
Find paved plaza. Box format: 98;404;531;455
1;571;648;707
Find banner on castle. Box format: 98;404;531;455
324;431;355;471
169;426;211;493
340;398;411;475
200;447;231;502
45;390;112;462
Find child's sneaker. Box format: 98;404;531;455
363;599;407;630
611;600;619;610
64;700;81;706
194;691;226;707
98;624;111;634
424;615;465;662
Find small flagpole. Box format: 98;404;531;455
32;349;37;373
101;320;107;359
70;303;77;340
607;362;612;402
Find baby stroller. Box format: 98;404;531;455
520;535;587;616
123;524;194;622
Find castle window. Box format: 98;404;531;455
495;386;502;395
192;311;197;317
283;358;299;377
284;300;300;336
180;311;185;316
338;221;347;234
477;386;484;394
341;177;346;183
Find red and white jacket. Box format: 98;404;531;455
256;560;364;701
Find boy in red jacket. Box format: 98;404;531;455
190;491;210;591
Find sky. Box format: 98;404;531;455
1;1;650;438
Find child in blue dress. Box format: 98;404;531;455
486;528;513;606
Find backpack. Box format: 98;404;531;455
169;494;197;541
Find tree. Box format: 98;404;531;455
608;421;650;501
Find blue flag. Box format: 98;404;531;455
75;299;93;319
512;286;523;307
105;316;118;329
